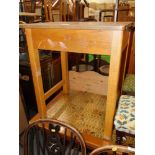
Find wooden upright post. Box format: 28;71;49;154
44;0;49;21
103;30;123;140
48;3;53;21
59;0;63;21
63;1;67;21
25;29;46;118
60;52;69;94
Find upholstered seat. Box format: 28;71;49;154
114;95;135;135
122;74;135;95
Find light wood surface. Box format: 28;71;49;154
23;22;132;141
25;29;47;118
29;28;113;54
19;12;41;17
19;22;132;30
61;52;69;94
44;80;63;100
103;30;124;140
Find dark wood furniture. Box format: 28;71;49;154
19;0;44;23
20;52;62;120
116;130;135;147
99;2;134;22
23;119;86;155
90;145;135;155
126;30;135;74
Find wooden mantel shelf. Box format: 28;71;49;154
20;21;132;30
21;21;133;142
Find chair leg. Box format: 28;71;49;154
116;130;123;145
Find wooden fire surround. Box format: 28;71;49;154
20;22;132;141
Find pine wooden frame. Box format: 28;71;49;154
20;22;132;141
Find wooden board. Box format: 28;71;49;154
31;28;113;55
19;21;132;30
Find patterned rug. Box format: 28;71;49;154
47;90;134;146
47;90;106;139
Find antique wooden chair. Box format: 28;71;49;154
20;0;43;23
23;119;86;155
90;145;135;155
114;95;135;145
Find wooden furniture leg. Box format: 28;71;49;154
25;29;46;118
44;0;49;21
60;52;69;94
104;31;124;140
116;130;124;144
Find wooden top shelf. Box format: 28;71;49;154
19;22;132;30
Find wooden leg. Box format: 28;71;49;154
85;54;89;65
76;54;80;72
96;55;101;73
25;29;46;118
103;31;124;140
44;0;49;21
116;130;123;145
60;52;69;94
94;55;97;71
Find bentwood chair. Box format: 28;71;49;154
23;119;86;155
90;145;135;155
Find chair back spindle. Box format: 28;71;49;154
24;119;86;155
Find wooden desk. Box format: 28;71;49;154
20;22;132;141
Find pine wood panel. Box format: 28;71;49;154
30;28;112;55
